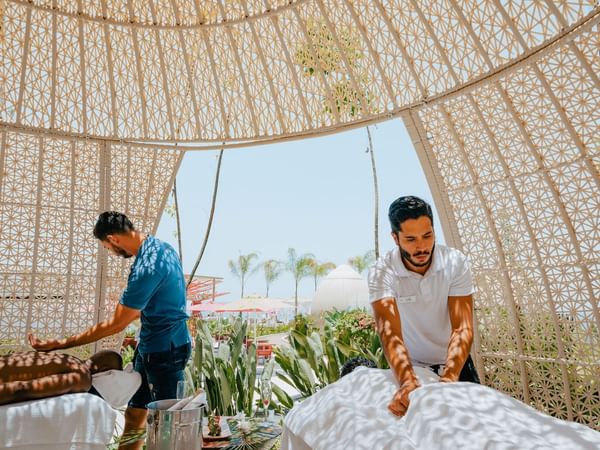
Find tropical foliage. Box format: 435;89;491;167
262;259;283;297
272;309;386;409
293;18;373;118
286;248;315;316
206;317;291;340
228;253;260;298
325;309;387;369
307;258;336;290
348;250;375;274
273;323;342;405
187;318;258;416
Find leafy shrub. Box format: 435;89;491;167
273;309;387;409
188;318;257;416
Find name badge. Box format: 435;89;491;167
397;295;417;304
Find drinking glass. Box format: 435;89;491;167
259;380;272;427
176;380;186;400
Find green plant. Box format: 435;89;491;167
120;345;135;367
288;314;314;359
228;253;260;298
306;259;336;290
107;413;146;450
272;309;388;409
256;322;292;337
273;322;343;402
347;250;375;274
189;318;257;416
262;259;283;297
286;249;315;316
207;317;235;338
325;309;387;369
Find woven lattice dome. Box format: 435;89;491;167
1;0;599;428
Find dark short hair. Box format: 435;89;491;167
88;350;123;374
388;196;433;233
340;356;377;377
93;211;135;241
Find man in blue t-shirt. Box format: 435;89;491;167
29;211;191;450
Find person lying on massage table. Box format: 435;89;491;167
0;350;122;406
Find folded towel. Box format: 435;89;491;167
91;363;141;408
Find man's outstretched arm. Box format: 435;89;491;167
440;295;474;382
29;303;140;351
372;298;420;417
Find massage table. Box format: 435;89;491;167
0;393;117;450
281;366;600;450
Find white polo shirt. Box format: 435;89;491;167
368;244;473;366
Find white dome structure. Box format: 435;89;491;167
312;265;369;314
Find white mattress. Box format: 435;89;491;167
0;393;117;450
281;367;600;450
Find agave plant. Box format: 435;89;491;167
187;317;257;416
272;309;388;409
272;323;343;403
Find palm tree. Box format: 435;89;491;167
228;253;259;298
263;259;283;297
286;248;314;316
307;259;336;291
348;250;376;275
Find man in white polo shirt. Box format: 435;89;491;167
369;195;479;417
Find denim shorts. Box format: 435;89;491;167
128;342;191;409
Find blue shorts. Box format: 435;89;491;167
128;342;191;409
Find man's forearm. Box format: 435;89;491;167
373;299;419;387
382;334;419;386
442;326;473;380
59;320;124;349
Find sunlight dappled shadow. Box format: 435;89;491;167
283;367;600;449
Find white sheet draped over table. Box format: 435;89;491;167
281;367;600;450
0;393;116;450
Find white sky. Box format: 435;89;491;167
155;118;443;301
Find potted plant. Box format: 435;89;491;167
122;323;138;350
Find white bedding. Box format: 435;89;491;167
0;393;117;450
281;367;600;450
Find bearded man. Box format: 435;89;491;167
369;196;480;418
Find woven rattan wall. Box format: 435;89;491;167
0;130;182;356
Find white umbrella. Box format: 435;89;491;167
219;296;292;313
218;296;292;339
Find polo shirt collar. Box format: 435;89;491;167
430;245;444;272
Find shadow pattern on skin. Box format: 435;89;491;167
0;352;91;405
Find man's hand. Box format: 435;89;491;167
388;380;420;417
439;372;459;383
28;332;65;351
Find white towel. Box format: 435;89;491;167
91;363;141;408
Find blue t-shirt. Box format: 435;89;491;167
120;235;190;353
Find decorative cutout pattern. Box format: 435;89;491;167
0;129;180;356
415;24;599;427
3;1;597;144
